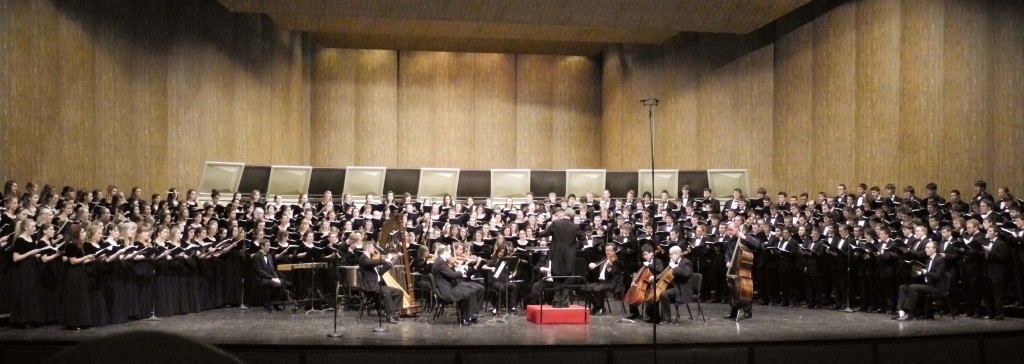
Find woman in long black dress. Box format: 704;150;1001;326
151;225;175;317
60;225;94;329
9;219;45;327
37;223;64;324
218;224;245;307
133;226;156;319
104;223;129;324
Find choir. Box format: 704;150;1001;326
1;178;1021;330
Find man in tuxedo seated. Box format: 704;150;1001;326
658;245;694;323
252;240;293;312
432;245;485;325
584;243;624;315
359;243;404;324
895;242;945;321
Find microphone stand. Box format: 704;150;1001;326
327;257;343;338
373;265;387;333
841;243;856;313
236;245;250;311
142;265;162;322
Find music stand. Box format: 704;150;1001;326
327;258;343;338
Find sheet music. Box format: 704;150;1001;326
493;261;506;278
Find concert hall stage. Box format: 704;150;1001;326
1;302;1022;364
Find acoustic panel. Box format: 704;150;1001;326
238;166;272;195
491;169;531;199
678;170;710;199
417;168;460;198
343;166;387;198
198;161;245;194
457;170;490;198
606;171;639;198
308;168;346;195
566;169;606;197
530;170;566;197
707;169;750;199
638;170;679;198
384;168;420;196
267;166;313;196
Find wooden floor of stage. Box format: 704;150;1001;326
1;301;1021;348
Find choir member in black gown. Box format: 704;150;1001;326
151;225;175;317
83;224;113;326
9;220;45;326
132;225;156;318
60;225;94;329
37;223;64;324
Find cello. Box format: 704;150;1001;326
623;246;662;305
726;235;754;316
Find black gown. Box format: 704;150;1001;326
59;244;92;327
0;213;16;314
153;244;175;317
9;237;44;325
38;240;62;323
84;243;110;326
133;242;155;318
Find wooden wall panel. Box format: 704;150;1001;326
856;0;901;189
941;0;991;190
899;0;943;190
773;23;814;195
990;0;1024;194
515;55;555;168
311;49;359;167
551;56;602;169
655;50;700;179
470;53;517;169
812;2;856;194
730;45;775;194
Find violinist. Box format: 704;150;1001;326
658;245;693;324
584;243;622;315
358;242;403;324
451;242;486;300
626;244;663;321
481;239;520;315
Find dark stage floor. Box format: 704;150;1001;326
2;301;1021;348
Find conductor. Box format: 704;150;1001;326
538;208;582;307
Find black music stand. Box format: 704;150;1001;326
327;258;343;338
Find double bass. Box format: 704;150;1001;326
726;236;754;314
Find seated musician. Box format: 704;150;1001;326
584;243;623;315
432;245;485;325
480;240;520;315
251;240;292;312
895;242;945;321
658;245;694;323
627;244;664;322
358;242;404;324
340;232;364;266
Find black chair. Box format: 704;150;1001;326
673;273;706;324
426;274;463;326
923;273;953;320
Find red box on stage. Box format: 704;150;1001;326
526;305;590;324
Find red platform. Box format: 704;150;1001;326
525;305;590;324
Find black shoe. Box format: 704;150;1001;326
723;314;738;319
386;316;398;324
626;314;640;320
469;316;479;324
459;318;472;326
743;312;752;319
990;315;1005;321
896;315;913;321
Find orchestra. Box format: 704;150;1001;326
0;178;1021;331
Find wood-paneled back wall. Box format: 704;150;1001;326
310;51;602;170
3;0;1022;199
603;0;1024;196
0;0;311;195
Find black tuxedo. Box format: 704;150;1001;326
432;257;483;319
659;257;694;319
898;254;946;314
358;252;404;316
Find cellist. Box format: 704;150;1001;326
657;245;693;324
625;244;663;322
725;222;762;320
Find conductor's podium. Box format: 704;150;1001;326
526;305;590;324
